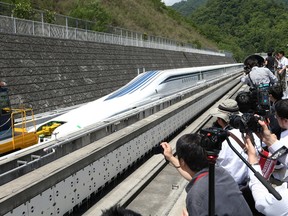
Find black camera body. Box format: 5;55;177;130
254;83;271;116
237;84;271;117
229;113;264;134
152;144;164;154
200;127;228;154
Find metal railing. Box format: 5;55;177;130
0;14;226;56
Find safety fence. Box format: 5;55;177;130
0;14;228;57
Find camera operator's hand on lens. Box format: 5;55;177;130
160;142;173;160
258;119;277;146
243;135;258;164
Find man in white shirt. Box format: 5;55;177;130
241;55;278;88
209;99;251;186
276;51;288;91
244;134;288;216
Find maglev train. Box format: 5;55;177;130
35;64;241;142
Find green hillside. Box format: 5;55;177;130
190;0;288;61
172;0;208;16
171;0;288;17
171;0;288;61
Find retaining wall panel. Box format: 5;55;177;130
0;33;235;114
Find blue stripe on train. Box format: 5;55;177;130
105;70;159;100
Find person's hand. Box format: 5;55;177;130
258;119;277;146
181;208;189;216
160;142;173;161
243;134;258;164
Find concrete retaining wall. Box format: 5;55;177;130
0;33;235;114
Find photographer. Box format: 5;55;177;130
209;99;253;186
163;133;252;216
256;99;288;182
241;55;278;88
268;84;283;139
243;134;288;216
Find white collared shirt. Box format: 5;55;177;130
249;165;288;216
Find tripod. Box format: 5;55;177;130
207;153;218;216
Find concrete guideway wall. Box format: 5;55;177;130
0;33;236;114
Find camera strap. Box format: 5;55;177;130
270;146;288;160
194;171;209;184
248;74;256;88
227;131;246;149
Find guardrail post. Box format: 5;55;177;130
66;17;68;39
41;12;44;36
13;17;16;34
32;20;34;35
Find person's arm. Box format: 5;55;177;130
268;140;288;167
257;119;278;147
268;70;278;84
240;75;248;84
243;135;272;214
161;142;192;181
278;60;288;74
258;120;288;167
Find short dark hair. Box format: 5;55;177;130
275;99;288;119
268;85;283;101
244;55;264;70
279;51;285;56
176;134;209;172
235;91;255;113
101;205;142;216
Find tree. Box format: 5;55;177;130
69;1;111;32
12;0;34;19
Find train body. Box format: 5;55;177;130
35;64;241;142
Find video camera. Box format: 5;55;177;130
236;83;271;117
229;113;264;134
199;127;228;155
254;83;271;116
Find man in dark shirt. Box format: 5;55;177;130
265;52;276;74
176;133;253;216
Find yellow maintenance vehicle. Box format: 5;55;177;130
0;86;38;155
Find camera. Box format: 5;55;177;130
152;144;164;154
199;127;228;154
229;113;264;134
255;83;270;116
236;84;271;117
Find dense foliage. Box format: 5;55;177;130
172;0;208;16
173;0;288;61
69;0;111;32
